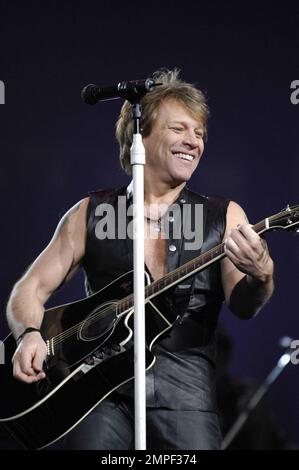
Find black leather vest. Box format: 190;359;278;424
82;185;229;411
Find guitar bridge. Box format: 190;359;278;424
46;338;55;357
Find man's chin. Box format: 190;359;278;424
170;171;192;186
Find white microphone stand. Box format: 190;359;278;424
83;78;159;450
130;102;146;450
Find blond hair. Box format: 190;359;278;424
115;68;209;175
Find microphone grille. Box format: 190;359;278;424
81;84;97;105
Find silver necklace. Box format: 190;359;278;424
144;215;162;232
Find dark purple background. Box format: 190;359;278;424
0;1;298;445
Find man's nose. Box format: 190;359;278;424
183;131;199;148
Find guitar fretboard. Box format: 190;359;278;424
117;218;268;314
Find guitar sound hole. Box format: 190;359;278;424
79;302;118;341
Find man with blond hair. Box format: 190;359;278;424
7;69;274;449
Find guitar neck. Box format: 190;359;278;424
118;218;268;312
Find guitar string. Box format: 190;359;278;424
50;218;273;348
50;211;297;349
50;237;228;348
50;240;226;349
51;218;268;348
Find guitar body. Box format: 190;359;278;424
0;271;175;449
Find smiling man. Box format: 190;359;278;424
7;69;274;450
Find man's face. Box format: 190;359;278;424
143;98;205;186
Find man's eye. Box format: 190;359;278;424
171;127;183;132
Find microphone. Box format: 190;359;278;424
81;78;158;105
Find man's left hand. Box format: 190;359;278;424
224;224;274;283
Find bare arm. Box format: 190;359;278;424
221;201;274;319
7;197;89;383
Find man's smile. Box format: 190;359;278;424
172;152;195;162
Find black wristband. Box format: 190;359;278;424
16;327;41;344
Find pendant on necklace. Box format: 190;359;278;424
153;220;161;232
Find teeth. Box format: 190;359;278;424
173;153;194;161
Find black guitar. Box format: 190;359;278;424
0;205;298;449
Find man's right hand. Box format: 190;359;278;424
12;332;47;383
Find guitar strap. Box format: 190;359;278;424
167;189;208;317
